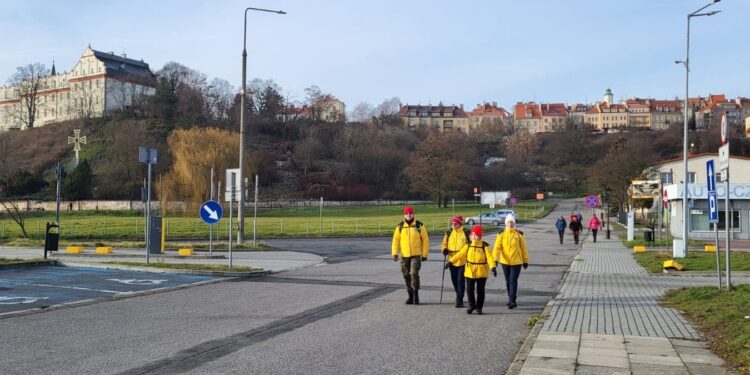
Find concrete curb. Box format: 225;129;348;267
51;253;227;260
57;261;270;278
0;260;59;270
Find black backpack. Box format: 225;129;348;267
399;220;423;232
444;227;470;245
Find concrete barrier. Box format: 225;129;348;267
178;248;193;256
95;247;113;254
66;246;83;253
633;246;646;253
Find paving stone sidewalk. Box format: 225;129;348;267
513;235;747;374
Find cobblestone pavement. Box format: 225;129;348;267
514;233;747;374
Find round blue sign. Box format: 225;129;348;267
584;195;600;209
200;200;223;224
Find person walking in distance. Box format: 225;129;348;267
588;214;602;243
392;206;429;305
455;225;496;315
441;215;470;308
569;216;582;245
555;216;566;245
492;214;528;309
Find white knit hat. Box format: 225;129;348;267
505;213;516;224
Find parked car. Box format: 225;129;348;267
464;213;504;226
493;209;517;222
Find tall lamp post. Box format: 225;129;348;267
239;6;286;243
676;0;720;258
605;187;612;239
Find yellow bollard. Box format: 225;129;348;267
66;246;83;253
95;247;113;254
663;260;684;271
178;248;193;256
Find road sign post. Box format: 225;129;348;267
707;159;721;289
139;146;157;264
200;200;223;256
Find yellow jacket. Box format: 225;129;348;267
492;228;529;266
392;220;429;258
440;227;470;266
456;241;495;279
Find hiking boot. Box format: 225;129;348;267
413;290;420;305
477;309;483;315
405;290;414;305
466;306;475;314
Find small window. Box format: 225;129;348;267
687;172;696;183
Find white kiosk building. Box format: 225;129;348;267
654;153;750;240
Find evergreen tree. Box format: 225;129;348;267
63;160;94;200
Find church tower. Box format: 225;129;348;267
603;88;613;105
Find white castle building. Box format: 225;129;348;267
0;46;157;131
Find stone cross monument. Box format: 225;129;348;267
68;129;87;166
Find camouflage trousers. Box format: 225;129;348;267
400;256;422;291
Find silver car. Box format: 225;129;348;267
464;213;504;226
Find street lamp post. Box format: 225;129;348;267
605;187;612;239
677;0;720;258
239;6;285;243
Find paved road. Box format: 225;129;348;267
0;267;216;315
0;201;581;374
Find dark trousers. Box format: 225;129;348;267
449;264;465;303
557;230;564;244
573;231;580;244
592;229;598;242
400;256;421;291
501;264;522;304
466;278;487;309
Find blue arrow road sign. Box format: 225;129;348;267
200;200;223;224
708;192;718;224
706;160;716;193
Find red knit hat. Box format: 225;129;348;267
451;215;463;226
403;206;414;215
470;225;482;238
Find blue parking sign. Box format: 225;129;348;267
708;192;718;224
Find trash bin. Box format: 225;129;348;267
44;222;59;252
644;231;653;243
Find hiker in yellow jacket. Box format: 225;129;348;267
492;213;529;309
441;215;470;308
392;205;429;305
455;225;496;315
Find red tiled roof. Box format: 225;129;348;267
467;103;511;117
514;102;541;119
540;103;567;117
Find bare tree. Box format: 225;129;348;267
205;78;234;121
0;199;28;238
349;102;375;123
5;63;50;129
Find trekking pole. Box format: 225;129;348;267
440;254;447;304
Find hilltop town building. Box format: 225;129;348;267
399;104;470;132
0;46;157;131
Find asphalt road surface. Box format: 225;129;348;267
0;201;580;375
0;267;216;314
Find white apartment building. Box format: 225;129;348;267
0;46;157;131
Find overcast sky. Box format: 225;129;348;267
1;0;747;111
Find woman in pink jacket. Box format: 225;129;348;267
588;215;602;243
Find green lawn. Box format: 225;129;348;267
662;285;750;372
634;251;750;273
0;202;554;243
102;261;260;272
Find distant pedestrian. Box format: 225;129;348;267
588;215;602;243
392;206;429;305
569;216;582;245
455;225;496;315
441;215;470;308
555;216;566;244
576;211;583;224
492;214;529;309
